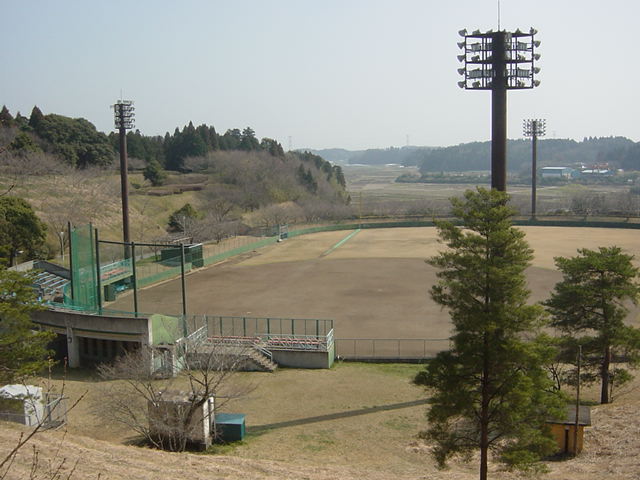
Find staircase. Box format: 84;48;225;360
191;338;278;373
248;346;278;372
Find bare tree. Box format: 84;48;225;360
95;339;256;452
254;203;302;232
298;199;353;223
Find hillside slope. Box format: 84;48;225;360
2;395;639;480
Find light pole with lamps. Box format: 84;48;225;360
457;28;541;192
523;119;546;218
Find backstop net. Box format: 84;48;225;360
64;224;98;310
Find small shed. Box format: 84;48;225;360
148;390;215;449
547;405;591;455
0;385;44;426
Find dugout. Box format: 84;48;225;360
160;243;204;268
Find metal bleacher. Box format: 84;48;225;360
34;271;69;300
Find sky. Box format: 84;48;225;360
2;0;639;151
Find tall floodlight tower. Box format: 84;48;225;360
523;118;546;218
112;100;135;250
457;28;541;191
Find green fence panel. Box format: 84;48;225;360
67;224;98;310
202;236;278;266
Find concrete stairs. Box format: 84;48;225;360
248;347;278;372
189;339;277;373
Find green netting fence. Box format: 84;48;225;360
64;224;98;310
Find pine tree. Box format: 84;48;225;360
28;106;45;132
0;106;14;128
414;188;562;479
0;268;54;384
0;197;48;266
545;246;640;404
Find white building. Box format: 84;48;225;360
541;166;574;179
0;385;44;426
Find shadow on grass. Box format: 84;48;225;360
250;398;429;435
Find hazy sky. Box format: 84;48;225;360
2;0;638;150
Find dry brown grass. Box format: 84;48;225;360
3;364;640;480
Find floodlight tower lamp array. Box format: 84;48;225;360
113;100;135;130
523;118;547;137
456;27;541;192
456;27;541;91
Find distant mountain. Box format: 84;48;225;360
285;137;640;172
300;146;435;166
348;146;435;166
417;137;639;173
298;148;362;165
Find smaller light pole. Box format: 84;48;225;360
523;119;546;218
112;100;135;257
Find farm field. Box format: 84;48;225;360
343;164;640;217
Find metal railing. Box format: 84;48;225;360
260;333;329;351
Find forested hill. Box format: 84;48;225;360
417;137;640;173
0;105;297;171
309;138;639;173
0;105;349;217
0;104;346;186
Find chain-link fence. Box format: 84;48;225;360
335;338;449;360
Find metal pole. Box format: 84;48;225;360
531;122;538;218
180;243;187;321
131;242;138;317
67;221;74;301
94;227;102;314
574;345;582;455
58;231;65;263
491;31;508;192
117;104;131;259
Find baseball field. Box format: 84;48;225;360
110;225;640;342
